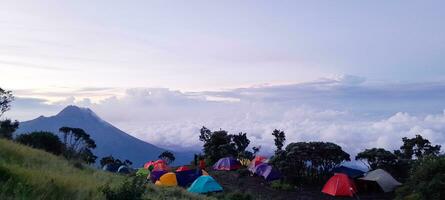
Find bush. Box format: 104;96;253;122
395;156;445;200
270;180;294;191
101;177;146;200
15;131;63;155
237;168;250;178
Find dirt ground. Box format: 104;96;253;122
209;171;395;200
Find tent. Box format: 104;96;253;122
150;170;167;183
136;168;149;177
152;160;169;171
176;169;202;187
102;164;119;173
143;161;155;169
155;172;178;187
332;166;365;179
322;173;357;197
117;165;131;174
187;175;223;194
176;166;191;172
359;169;402;192
248;156;267;172
202;170;209;176
253;163;281;181
213;157;241;171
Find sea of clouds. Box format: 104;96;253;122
8;75;445;158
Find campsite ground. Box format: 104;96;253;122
209;171;395;200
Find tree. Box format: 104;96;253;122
356;148;398;170
59;127;97;164
15;131;63;155
199;127;236;163
0;88;14;117
395;135;441;160
252;145;261;155
158;151;175;164
100;155;119;168
395;156;445;200
272;129;286;152
270;141;350;184
0;119;19;139
232;132;251;159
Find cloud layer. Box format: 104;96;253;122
6;76;445;158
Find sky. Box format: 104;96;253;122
2;1;445;157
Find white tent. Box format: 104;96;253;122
359;169;402;192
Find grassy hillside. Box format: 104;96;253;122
0;139;209;200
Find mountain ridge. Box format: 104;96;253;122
16;105;193;166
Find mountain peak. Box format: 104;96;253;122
56;105;98;119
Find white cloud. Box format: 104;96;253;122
6;76;445;158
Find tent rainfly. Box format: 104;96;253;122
359;169;402;192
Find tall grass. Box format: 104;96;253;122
0;139;212;200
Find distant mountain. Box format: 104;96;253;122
16;105;193;166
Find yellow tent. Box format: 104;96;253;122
156;172;178;187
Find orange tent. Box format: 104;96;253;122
322;173;357;197
176;166;191;172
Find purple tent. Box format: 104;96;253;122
150;170;167;183
213;157;241;171
254;163;281;181
176;169;202;187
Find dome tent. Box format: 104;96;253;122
155;172;178;187
332;166;365;179
213;157;240;171
188;175;223;194
117;165;131;174
322;173;357;197
253;163;281;181
359;169;402;192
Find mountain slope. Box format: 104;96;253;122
16;105;193;166
0;138;209;200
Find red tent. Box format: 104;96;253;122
143;161;155;169
322;173;357;197
176;166;191;172
152;160;169;171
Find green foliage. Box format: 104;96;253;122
271;129;285;152
395;134;441;160
101;177;146;200
0;119;19;139
0;87;14;117
395;156;445;200
16;131;64;155
270;180;294;191
270;141;350;184
356;148;398;170
159;150;176;164
59;127;97;164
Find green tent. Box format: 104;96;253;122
187;175;223;194
136;168;149;177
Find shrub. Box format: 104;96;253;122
395;156;445;200
237;168;250;178
270;180;294;191
15;131;63;155
101;177;146;200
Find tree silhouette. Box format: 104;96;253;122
59;127;97;164
0;88;13;117
272;129;286;152
158;151;175;164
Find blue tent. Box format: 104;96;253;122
187;175;223;194
332;166;365;178
102;164;119;172
117;165;131;174
176;169;202;187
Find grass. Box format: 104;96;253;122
0;139;211;200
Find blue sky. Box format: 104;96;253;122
1;1;445;156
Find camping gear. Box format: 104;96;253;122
253;163;281;181
150;170;167;183
248;156;267;173
213;157;241;171
152;160;169;171
332;166;365;179
176;166;191;172
322;173;357;197
188;175;223;194
136;168;149;177
359;169;402;192
117;165;131;174
144;161;154;169
176;169;202;187
102;164;119;172
155;172;178;187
